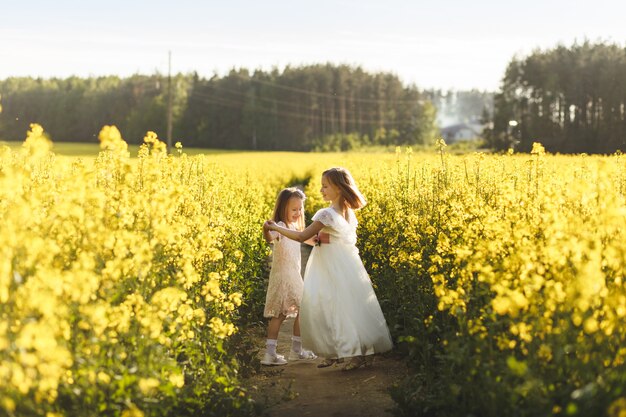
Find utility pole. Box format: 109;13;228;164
166;51;173;149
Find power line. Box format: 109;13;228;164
188;90;402;126
227;71;423;105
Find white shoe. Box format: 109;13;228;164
261;353;287;366
288;349;317;361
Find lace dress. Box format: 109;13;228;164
300;207;393;358
264;221;303;318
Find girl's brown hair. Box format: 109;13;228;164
272;187;306;231
322;167;366;211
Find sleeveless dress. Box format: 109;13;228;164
264;221;303;318
300;207;393;358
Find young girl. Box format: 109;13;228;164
261;187;317;365
265;168;393;371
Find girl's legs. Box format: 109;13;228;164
267;314;286;340
292;314;301;337
262;314;287;365
291;315;302;353
289;314;317;360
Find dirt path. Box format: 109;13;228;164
247;318;407;417
246;245;407;417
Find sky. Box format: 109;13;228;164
1;0;625;91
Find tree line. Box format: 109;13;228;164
0;64;439;151
488;41;626;153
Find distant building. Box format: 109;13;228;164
440;122;483;143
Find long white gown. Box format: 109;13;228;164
300;207;393;358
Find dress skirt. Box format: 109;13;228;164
299;242;393;358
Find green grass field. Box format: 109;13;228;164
1;139;487;157
0;140;237;157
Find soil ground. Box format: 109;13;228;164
245;317;407;417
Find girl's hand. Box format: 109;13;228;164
317;232;330;244
264;220;277;231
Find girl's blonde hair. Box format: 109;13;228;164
322;167;366;210
272;187;306;231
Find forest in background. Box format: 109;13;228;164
489;41;626;153
8;41;626;154
0;65;445;151
0;64;495;152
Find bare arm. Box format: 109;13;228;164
303;232;330;246
267;220;325;243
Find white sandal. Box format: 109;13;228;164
317;357;344;368
288;349;317;361
261;353;287;366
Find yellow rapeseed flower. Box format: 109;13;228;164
209;317;236;339
608;398;626;417
98;125;128;153
121;405;145;417
530;142;545;155
169;372;184;388
97;372;111;385
228;292;242;307
138;378;160;395
22;123;52;158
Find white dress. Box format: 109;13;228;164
264;221;303;318
300;207;393;358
